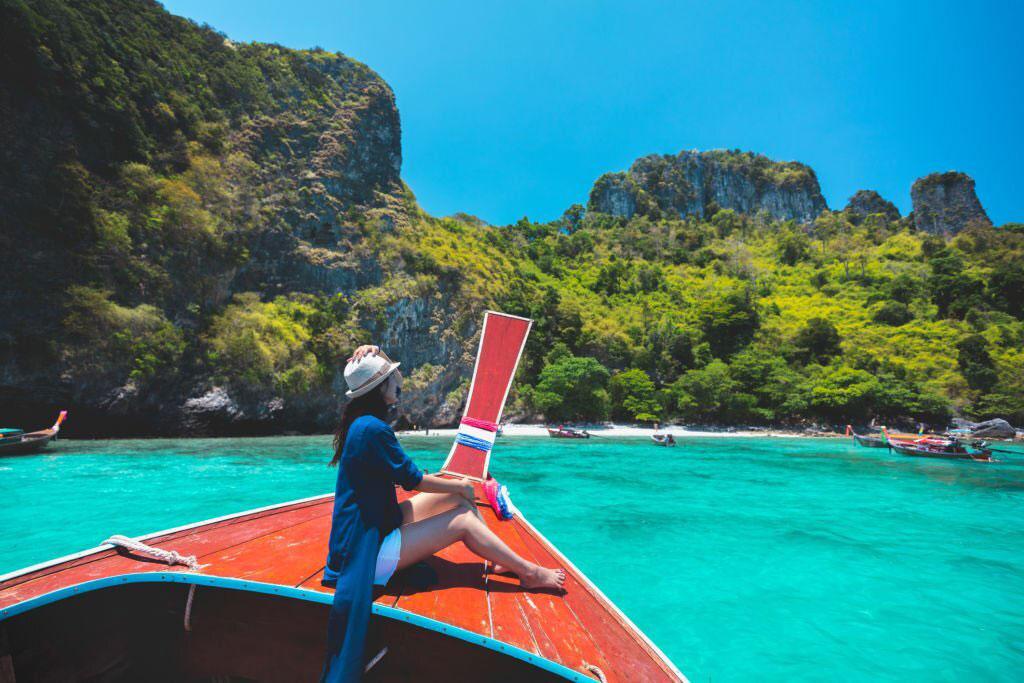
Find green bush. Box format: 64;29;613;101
532;353;611;422
872;301;914;326
63;287;184;384
609;368;661;422
205;293;319;395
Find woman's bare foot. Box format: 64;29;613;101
491;563;512;575
519;564;566;591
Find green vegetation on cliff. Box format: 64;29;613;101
407;209;1024;426
1;0;1021;433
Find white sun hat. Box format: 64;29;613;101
344;350;401;398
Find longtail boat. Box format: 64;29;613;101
0;313;684;682
851;433;888;448
846;424;889;448
651;434;676;447
889;438;993;462
0;411;67;456
547;426;591;439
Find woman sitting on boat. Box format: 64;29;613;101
323;345;565;682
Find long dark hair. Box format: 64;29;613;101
330;385;389;466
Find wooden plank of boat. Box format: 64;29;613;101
486;506;611;673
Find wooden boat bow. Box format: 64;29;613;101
0;488;684;681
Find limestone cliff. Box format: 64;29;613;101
910;172;990;235
588;150;827;223
843;190;901;224
0;0;465;436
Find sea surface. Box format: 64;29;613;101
3;435;1024;682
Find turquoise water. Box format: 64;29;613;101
3;435;1024;681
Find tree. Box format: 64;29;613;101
957;334;998;393
728;347;800;419
872;301;914;326
669;360;760;422
697;287;760;357
562;204;585;233
594;257;630;296
886;273;921;304
609;368;661;422
775;225;811;265
989;260;1024;319
532;354;611;422
802;366;882;421
927;248;986;319
793;318;842;363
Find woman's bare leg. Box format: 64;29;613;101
399;491;479;525
395;506;565;590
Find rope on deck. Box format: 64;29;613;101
582;662;608;682
103;534;202;570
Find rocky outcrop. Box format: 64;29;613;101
910;172;990;235
0;0;430;436
844;190;900;224
587;150;827;223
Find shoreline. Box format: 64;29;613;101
43;425;839;442
397;423;841;439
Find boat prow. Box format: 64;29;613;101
0;489;684;681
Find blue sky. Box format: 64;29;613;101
164;0;1023;226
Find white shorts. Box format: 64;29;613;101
374;528;402;586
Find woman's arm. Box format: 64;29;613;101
415;474;475;503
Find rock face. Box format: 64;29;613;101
910;172;990;235
0;0;470;436
844;190;900;224
588;150;827;223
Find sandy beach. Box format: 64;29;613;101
397;423;820;438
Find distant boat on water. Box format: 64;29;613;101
889;437;992;462
0;411;67;456
851;432;888;448
651;434;677;447
547;426;591;439
848;425;939;449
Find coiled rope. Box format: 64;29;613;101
103;534;202;570
460;417;499;432
455;432;493;452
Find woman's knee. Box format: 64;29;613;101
450;506;481;535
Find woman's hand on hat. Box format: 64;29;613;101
348;345;380;363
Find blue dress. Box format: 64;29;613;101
321;415;424;682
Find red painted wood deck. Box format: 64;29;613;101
0;486;683;682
